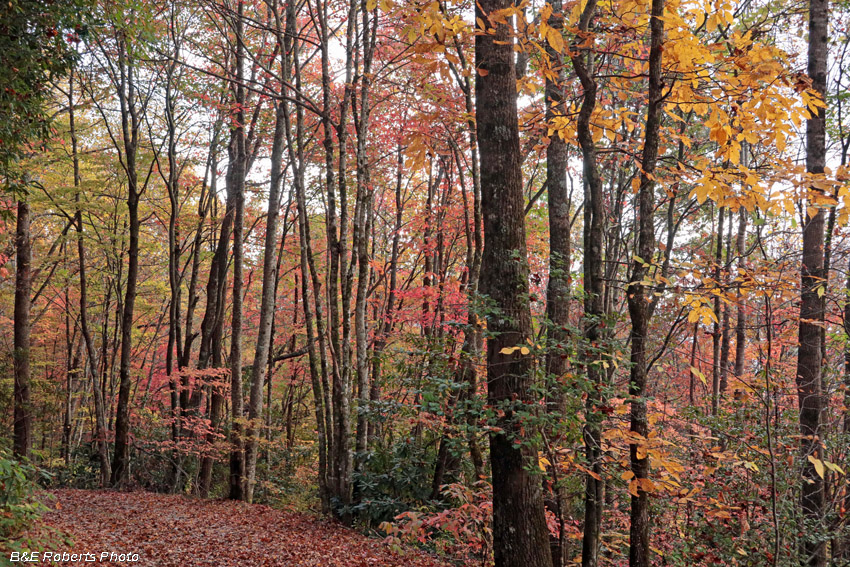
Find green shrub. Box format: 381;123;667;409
0;451;49;554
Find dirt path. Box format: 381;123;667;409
35;489;444;567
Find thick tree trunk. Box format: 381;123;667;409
13;199;32;459
475;1;551;565
545;0;571;416
228;138;247;500
796;0;828;561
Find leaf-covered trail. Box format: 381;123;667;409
41;490;446;566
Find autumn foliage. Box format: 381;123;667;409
1;0;850;565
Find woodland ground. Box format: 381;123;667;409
29;490;447;566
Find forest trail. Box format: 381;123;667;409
38;490;445;567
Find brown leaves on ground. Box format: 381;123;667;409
39;490;447;567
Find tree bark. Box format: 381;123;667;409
227;0;248;500
711;205;724;416
475;1;551;565
734;207;747;379
353;0;378;501
245;94;286;503
626;0;664;563
796;0;828;561
111;33;142;486
13;199;32;460
568;1;605;565
69;66;111;486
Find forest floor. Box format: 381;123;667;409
33;489;446;566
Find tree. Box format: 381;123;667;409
625;0;664;563
13;200;32;459
475;0;552;565
796;0;829;562
100;16;149;487
2;0;88;461
0;0;87;186
567;1;606;565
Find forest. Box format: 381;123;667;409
0;0;848;564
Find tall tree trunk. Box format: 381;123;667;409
227;0;248;500
162;29;184;491
13;199;32;459
69;66;111;486
568;2;605;565
475;0;551;564
626;0;664;563
245;95;285;503
734;207;747;379
111;34;141;486
281;2;332;510
711;205;724;416
545;0;571;415
353;0;377;501
197;131;231;499
718;217;733;400
368;141;405;449
796;0;828;561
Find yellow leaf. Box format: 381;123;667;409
547;28;564;53
690;366;707;386
539;456;551;471
499;346;519;355
520;347;531;355
808;455;825;479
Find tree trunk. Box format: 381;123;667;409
227;0;248;500
796;0;828;561
626;0;664;563
475;0;551;564
13;199;32;459
245;95;285;503
353;1;377;502
568;3;605;565
69;66;111;486
734;207;747;379
711;205;724;416
111;35;141;486
197;131;231;499
281;3;332;510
